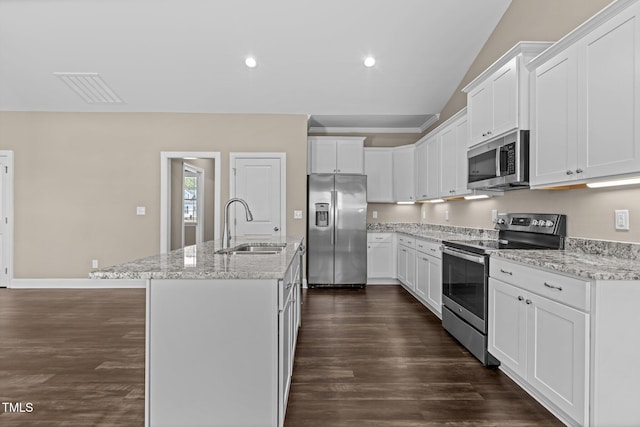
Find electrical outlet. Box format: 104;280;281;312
422;211;426;220
136;206;146;216
372;211;378;219
491;209;498;223
445;210;449;221
92;259;99;269
293;210;303;219
615;209;630;230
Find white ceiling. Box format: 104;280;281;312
0;0;511;132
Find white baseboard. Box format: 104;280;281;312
366;278;400;285
10;278;147;289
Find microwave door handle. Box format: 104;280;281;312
495;149;501;177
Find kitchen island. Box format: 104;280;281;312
91;236;304;427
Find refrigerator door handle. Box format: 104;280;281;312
329;190;338;246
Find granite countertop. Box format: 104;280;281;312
491;249;640;281
90;236;304;280
367;223;640;281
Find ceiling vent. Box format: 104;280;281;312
54;72;124;104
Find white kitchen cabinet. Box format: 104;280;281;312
308;136;364;174
489;258;590;426
529;1;640;188
415;239;442;317
439;110;471;198
364;148;393;202
426;136;440;199
414;139;429;200
530;45;579;186
367;233;395;280
392;145;415;202
464;42;552;147
396;235;415;292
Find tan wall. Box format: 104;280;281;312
420;185;640;243
0;112;308;278
367;203;421;224
425;0;614;132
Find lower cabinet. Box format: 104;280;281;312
486;257;640;427
488;277;588;425
415;240;442;317
397;235;416;292
367;233;395;280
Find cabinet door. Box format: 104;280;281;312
578;6;640;180
454;116;471;195
491;57;519;138
364;149;393;202
367;242;393;278
488;278;527;378
336;139;364;174
415;255;429;301
397;246;407;284
468;82;493;146
393;146;415;202
527;294;588;426
310;139;337;173
405;248;416;292
439;126;457;197
426;255;442;316
414;142;429;200
531;46;578;187
426;137;440;199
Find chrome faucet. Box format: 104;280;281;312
223;198;254;249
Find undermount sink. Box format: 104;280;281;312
216;243;286;255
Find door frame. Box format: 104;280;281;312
182;162;205;247
0;151;13;288
160;152;220;254
229;152;286;237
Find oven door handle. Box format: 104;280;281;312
442;247;486;265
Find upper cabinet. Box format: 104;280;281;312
439;109;471;198
415;108;470;201
364;148;393;202
529;0;640;188
463;42;553;147
308;136;365;174
393;145;416;202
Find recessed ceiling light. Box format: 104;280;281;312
364;56;376;68
245;57;257;68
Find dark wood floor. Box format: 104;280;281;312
285;286;563;427
0;286;562;426
0;288;145;426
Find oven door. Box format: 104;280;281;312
442;246;488;333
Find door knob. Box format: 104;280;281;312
274;226;280;232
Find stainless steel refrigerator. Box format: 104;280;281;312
307;174;367;287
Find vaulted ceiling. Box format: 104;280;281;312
0;0;511;132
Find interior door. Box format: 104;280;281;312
0;155;9;287
233;156;283;238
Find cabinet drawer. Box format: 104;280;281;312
490;258;590;311
397;234;416;248
368;233;393;243
416;239;441;258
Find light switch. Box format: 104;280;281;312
137;206;146;216
372;211;378;219
615;209;629;230
293;210;303;219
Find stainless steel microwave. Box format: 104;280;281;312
467;130;529;190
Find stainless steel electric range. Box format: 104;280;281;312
441;213;566;366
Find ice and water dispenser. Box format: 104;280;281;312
315;203;329;227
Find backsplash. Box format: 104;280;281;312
369;222;640;261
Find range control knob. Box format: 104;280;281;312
531;219;539;226
545;220;554;228
497;218;506;225
537;219;547;226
